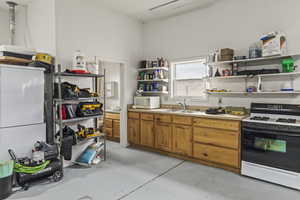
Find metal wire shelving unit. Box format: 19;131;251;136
53;65;106;167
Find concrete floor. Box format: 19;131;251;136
8;142;299;200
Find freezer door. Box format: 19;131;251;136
0;123;46;161
0;66;45;127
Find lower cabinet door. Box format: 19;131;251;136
155;122;172;152
140;120;154;147
172;125;192;156
113;120;120;139
128;118;140;144
105;128;113;138
193;143;239;168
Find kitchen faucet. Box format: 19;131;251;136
178;99;187;111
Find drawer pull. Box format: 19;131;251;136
203;153;208;157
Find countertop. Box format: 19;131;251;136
128;108;248;121
106;110;121;114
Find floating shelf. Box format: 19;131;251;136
55;72;105;78
141;91;169;95
137;79;169;83
207;54;300;66
206;72;300;80
137;67;169;72
207;91;300;95
54;97;103;103
57;115;104;124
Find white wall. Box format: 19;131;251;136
0;9;9;45
143;0;300;108
55;0;143;147
103;61;121;110
15;0;56;55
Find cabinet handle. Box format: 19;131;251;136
203;153;208;157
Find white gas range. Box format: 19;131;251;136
241;103;300;190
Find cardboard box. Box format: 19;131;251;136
261;32;287;57
219;55;233;61
220;48;234;56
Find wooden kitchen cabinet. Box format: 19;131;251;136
193;142;239;168
155;122;172;152
155;114;172;123
173;115;192;125
104;119;113;137
193;118;240;131
128;112;140;145
140;120;155;147
193;127;239;150
104;113;120;141
127;109;242;174
113;120;120;139
104;127;113;138
172;124;192;156
193;116;241;170
104;118;113;128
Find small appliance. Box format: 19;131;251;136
242;103;300;190
133;96;160;109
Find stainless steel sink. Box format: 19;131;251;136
159;109;201;114
178;110;199;113
169;110;199;114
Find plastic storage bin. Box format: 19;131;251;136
0;160;13;200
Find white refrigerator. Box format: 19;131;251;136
0;65;46;160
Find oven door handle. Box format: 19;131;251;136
243;128;300;137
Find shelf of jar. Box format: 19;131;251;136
207;91;300;95
205;71;300;80
137;67;169;72
140;91;169;95
207;54;300;66
137;79;169;83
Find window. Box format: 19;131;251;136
171;59;208;97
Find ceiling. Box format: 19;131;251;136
100;0;217;22
0;0;216;22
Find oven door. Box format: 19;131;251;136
242;126;300;173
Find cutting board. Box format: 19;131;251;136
0;56;32;65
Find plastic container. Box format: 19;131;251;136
0;160;13;199
0;176;12;200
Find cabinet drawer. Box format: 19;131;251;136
104;128;113;137
173;115;192;125
193;127;239;149
193;143;239;168
193;118;240;131
155;114;172;123
141;113;154;121
106;113;120;120
128;112;140;119
104;119;113;128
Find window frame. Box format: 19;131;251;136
170;58;208;99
